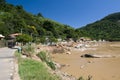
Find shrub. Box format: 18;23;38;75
16;34;32;45
46;61;56;70
78;76;84;80
37;51;47;62
78;75;92;80
22;44;35;57
37;51;56;70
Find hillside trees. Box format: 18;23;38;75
77;13;120;41
0;0;6;10
16;34;32;45
0;1;80;44
1;0;120;42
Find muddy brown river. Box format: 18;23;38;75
51;42;120;80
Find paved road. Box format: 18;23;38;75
0;47;16;80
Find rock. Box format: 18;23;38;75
21;55;27;58
81;54;95;58
54;70;76;80
54;62;61;69
80;65;85;69
81;54;115;58
88;60;93;63
66;51;71;54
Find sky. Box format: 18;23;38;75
6;0;120;28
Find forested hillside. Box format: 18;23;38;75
77;12;120;41
0;0;120;42
0;0;78;42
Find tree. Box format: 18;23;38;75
0;0;85;41
16;5;23;10
39;37;46;44
16;34;32;45
27;25;38;34
37;12;44;18
49;36;58;43
63;25;76;39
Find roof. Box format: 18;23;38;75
9;33;21;36
0;34;5;38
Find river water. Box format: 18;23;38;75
51;42;120;80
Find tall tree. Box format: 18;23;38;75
37;13;44;18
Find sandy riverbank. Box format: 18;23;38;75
51;42;120;80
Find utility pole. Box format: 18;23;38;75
31;33;33;41
21;28;22;34
20;28;23;46
31;33;33;38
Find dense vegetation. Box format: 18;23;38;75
0;0;120;42
37;51;56;70
0;0;78;43
77;12;120;41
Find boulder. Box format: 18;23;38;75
66;51;71;55
81;54;114;58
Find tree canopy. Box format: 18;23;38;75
0;1;78;42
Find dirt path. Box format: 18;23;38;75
51;42;120;80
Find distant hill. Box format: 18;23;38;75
77;12;120;41
0;0;78;41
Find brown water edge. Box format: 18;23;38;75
51;42;120;80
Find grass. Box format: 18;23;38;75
15;51;21;61
15;47;60;80
37;51;48;62
18;59;59;80
37;51;56;70
21;44;35;57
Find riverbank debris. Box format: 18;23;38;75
81;54;118;58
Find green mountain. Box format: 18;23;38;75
0;0;78;41
77;12;120;41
